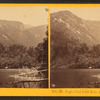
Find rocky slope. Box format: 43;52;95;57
51;11;100;46
0;20;47;47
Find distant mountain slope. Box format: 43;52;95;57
0;20;47;47
24;25;47;47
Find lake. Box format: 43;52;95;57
50;69;100;88
0;69;48;88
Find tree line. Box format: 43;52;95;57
51;40;100;69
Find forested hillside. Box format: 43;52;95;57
51;11;100;69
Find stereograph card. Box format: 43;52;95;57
0;0;100;99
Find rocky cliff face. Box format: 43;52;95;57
0;20;47;47
51;11;100;46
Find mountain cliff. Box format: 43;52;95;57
0;20;47;47
51;11;100;68
51;11;100;46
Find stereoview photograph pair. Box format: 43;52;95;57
0;6;100;88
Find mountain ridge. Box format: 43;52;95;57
51;10;100;46
0;20;47;47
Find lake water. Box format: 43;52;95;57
0;69;48;88
50;69;100;88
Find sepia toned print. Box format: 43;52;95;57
0;7;48;88
50;7;100;88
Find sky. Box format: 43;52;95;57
51;7;100;21
0;6;48;26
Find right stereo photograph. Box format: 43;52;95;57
50;7;100;88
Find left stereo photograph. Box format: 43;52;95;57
0;6;48;88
